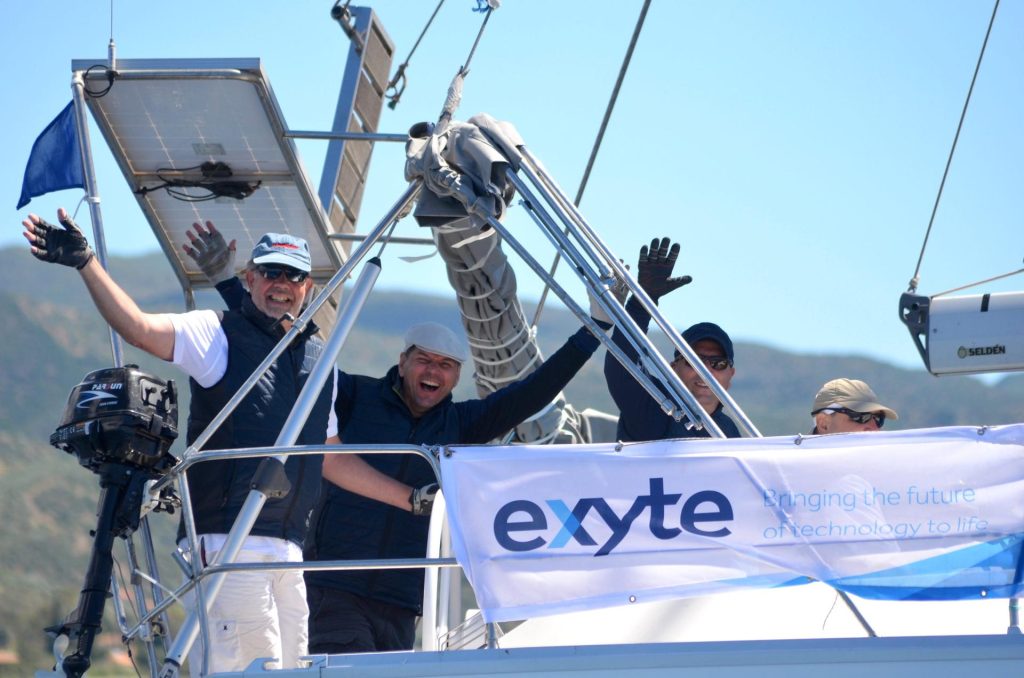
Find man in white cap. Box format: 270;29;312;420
810;378;899;434
23;212;334;675
189;225;607;654
306;318;603;653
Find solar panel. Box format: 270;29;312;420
71;57;346;288
318;7;395;255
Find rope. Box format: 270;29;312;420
907;0;1000;293
531;0;652;328
385;0;447;109
375;216;401;259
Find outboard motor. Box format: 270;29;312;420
48;366;179;678
51;365;178;472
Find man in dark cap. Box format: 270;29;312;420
604;237;741;441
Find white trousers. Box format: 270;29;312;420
182;535;307;677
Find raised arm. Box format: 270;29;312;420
604;296;669;440
604;238;692;441
457;325;603;443
22;209;175;360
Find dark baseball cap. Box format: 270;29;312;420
678;322;734;363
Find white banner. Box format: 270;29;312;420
440;425;1024;623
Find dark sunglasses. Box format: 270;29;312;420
257;265;309;283
674;353;733;372
827;407;885;427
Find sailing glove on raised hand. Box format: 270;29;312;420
24;211;95;269
409;483;439;516
637;237;691;302
183;221;236;285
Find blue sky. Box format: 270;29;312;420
4;1;1022;375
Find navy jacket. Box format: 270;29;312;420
604;298;740;442
180;294;333;546
305;327;601;611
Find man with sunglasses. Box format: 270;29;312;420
810;378;898;434
22;212;333;675
604;237;741;441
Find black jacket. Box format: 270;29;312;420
604;298;740;441
305;327;600;611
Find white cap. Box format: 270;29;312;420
403;322;470;363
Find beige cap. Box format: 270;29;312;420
811;378;898;420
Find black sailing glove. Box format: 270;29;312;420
26;212;95;269
183;221;236;284
636;237;692;302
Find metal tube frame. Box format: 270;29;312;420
71;75;122;367
500;168;719;436
123;535;162;675
72;72;178;673
517;147;761;438
328;232;435;246
151;182;419;497
507;146;879;632
422;488;448;651
140;518;175;650
286;129;408;142
120;444;444;630
496;147;878;632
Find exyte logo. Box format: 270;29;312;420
493;478;733;557
76;389;119;409
957;344;1006;359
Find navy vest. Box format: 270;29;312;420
305;367;451;612
179;296;331;546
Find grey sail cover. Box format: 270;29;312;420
405;114;604;443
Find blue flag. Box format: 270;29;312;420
17;101;85;209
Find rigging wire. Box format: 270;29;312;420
462;1;497;72
385;0;446;109
907;0;1000;294
434;1;498;133
530;0;652;329
932;265;1024;298
375;216;402;259
85;2;119;99
112;555;144;678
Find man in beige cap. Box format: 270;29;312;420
810;378;899;434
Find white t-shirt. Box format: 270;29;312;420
169;310;228;387
167;310;338;435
